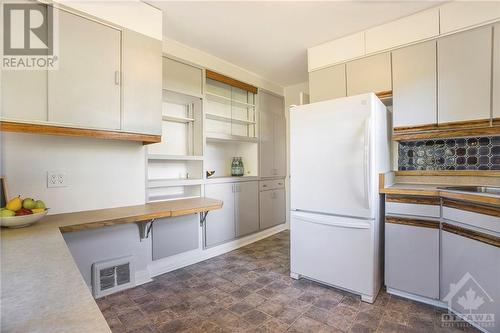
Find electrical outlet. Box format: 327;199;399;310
47;171;68;188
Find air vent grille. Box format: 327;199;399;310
92;256;135;298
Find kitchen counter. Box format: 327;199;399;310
379;171;500;206
0;197;223;333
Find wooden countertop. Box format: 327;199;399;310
0;197;222;333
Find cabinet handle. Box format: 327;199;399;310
114;71;120;85
278;182;283;186
262;185;267;187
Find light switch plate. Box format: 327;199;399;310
47;171;69;188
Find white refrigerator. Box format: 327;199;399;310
289;93;390;303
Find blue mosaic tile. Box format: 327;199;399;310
398;136;500;171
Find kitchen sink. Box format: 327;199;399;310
438;186;500;195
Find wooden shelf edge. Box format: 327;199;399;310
0;121;161;145
206;70;258;94
375;90;392;99
393;125;500;141
395;170;500;177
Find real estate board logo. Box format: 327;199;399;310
2;2;58;69
441;272;495;330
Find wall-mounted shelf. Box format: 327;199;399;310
148;178;204;188
205;176;259;184
148;154;203;161
206;132;259;143
205;112;256;125
0;121;161;145
206;92;256;108
162;115;195;123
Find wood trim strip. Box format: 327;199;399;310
393;124;500;141
395;170;500;177
442;223;500;248
442;199;500;217
380;187;441;196
206;70;258;94
493;118;500;126
375;90;392;99
394;123;438;132
386;195;440;205
440;191;500;207
0;121;161;145
386;216;440;229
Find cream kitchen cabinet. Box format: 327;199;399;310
205;181;259;247
260;91;286;178
163;58;203;97
308;64;346;103
48;8;121;130
259;180;286;230
392;41;437;128
438;26;492;124
346;52;392;96
493;23;500;120
122;30;162;135
385;216;440;299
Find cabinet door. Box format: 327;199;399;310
235;182;259;237
48;9;121;129
163;58;202;96
392;41;437;128
272;188;286;227
385;220;439;299
309;64;346;103
494;23;500;120
438;26;492;123
152;215;199;260
122;30;162;135
273;114;286;177
259;190;274;230
441;229;500;328
260;110;274;178
205;183;235;247
346;52;392;96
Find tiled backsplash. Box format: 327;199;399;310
398;136;500;170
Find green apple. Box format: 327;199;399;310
22;198;36;210
0;209;15;217
35;200;46;209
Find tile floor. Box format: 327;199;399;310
97;231;477;332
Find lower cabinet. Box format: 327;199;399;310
152;215;199;260
205;181;259;247
441;224;500;329
385;216;440;299
260;180;286;230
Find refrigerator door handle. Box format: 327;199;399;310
293;214;370;229
363;118;372;210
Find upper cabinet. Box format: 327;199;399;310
122;30;162;135
163;58;203;97
438;26;492;124
308;32;364;72
259;91;286;178
494;23;500;120
392;41;437;128
48;9;121;130
440;1;500;34
308;64;346;103
346;52;392;96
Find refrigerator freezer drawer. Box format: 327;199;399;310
290;212;374;297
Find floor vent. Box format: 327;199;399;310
92;255;135;298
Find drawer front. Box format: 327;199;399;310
386;202;441;218
260;179;285;191
442;200;500;234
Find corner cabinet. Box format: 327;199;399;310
259;91;286;178
437;26;492;124
204;181;259;247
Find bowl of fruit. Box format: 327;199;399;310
1;196;48;228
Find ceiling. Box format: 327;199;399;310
150;1;443;87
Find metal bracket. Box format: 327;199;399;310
137;219;155;241
199;211;209;227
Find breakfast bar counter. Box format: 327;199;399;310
0;198;223;333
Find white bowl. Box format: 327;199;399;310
1;210;49;228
